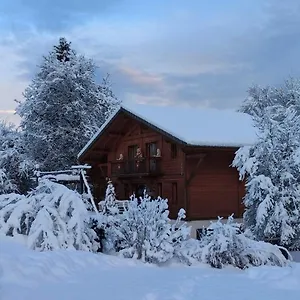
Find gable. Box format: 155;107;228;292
78;104;256;161
78;107;185;161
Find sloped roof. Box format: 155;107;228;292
78;104;256;159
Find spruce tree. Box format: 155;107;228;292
16;38;120;171
0;121;33;194
233;80;300;249
54;37;72;62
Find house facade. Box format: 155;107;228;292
78;105;255;237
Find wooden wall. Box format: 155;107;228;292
81;111;245;221
186;150;245;220
104;118;186;218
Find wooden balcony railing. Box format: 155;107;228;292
111;157;162;177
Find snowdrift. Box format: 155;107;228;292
0;236;300;300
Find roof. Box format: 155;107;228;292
78;104;257;159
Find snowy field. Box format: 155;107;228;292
0;236;299;300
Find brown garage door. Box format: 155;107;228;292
187;152;242;220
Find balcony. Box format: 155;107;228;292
111;157;162;177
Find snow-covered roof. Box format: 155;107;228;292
78;104;257;159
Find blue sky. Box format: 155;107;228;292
1;0;300;123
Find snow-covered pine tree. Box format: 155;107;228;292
0;121;33;194
0;179;99;252
94;179;121;253
240;77;300;117
54;37;72;62
16;37;120;171
233;84;300;248
101;178;118;215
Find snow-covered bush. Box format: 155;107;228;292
199;216;289;269
112;193;190;264
0;168;16;194
0;193;29;235
0;179;98;252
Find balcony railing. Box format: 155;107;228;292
111;157;162;177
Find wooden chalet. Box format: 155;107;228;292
78;104;255;232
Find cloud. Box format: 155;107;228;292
1;0;300;124
0;0;124;31
0;43;29;122
0;110;15;114
118;66;163;86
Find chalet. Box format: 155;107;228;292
78;104;256;237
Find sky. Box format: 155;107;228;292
0;0;300;124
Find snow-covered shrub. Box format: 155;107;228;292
0;168;16;194
0;193;30;235
174;238;203;266
0;179;98;252
199;216;289;269
113;193;190;264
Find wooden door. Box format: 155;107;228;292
146;142;157;172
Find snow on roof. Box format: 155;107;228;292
78;107;121;158
78;104;257;159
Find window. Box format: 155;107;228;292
146;142;157;157
172;182;178;204
171;143;177;159
147;142;158;172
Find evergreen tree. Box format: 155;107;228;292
101;178;118;215
54;37;72;62
0;121;33;194
240;77;300;117
233;81;300;249
16;38;120;171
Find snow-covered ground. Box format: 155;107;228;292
291;251;300;262
0;236;299;300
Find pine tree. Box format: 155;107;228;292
16;38;120;171
0;121;33;194
240;77;300;117
54;37;72;62
101;178;118;215
233;82;300;248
